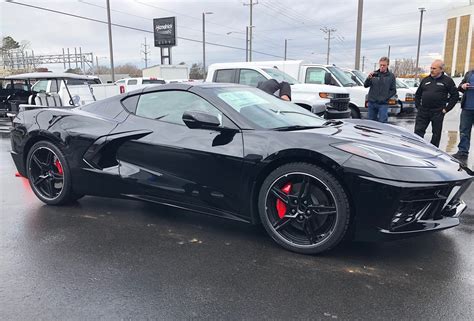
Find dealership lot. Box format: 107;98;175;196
1;111;473;320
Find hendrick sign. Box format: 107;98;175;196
153;17;177;47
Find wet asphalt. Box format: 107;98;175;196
0;111;473;321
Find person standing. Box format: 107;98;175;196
364;56;396;123
414;60;459;148
452;70;474;161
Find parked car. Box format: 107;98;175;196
115;77;166;94
206;62;351;119
10;83;473;254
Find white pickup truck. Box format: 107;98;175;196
262;60;404;118
205;62;351;119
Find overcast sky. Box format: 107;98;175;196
0;0;470;73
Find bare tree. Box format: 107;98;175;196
392;58;424;77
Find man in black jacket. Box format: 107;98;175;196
257;79;291;101
452;70;474;162
414;59;459;147
364;56;396;123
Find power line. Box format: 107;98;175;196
5;0;290;60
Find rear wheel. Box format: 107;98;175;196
258;163;351;254
26;141;81;205
349;105;360;118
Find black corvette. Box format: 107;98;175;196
10;83;473;254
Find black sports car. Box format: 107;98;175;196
10;83;473;254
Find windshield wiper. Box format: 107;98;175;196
272;125;324;131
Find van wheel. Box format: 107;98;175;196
349;105;360;118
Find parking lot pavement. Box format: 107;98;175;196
1;115;473;320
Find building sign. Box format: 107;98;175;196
153;17;177;47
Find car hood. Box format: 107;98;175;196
313;119;443;159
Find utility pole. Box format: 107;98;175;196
106;0;115;82
374;62;377;70
202;12;213;75
141;37;150;68
362;56;365;72
284;39;288;61
355;0;363;70
321;27;336;65
244;1;258;61
388;45;391;60
415;7;426;79
246;26;249;62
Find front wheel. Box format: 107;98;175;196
26;140;79;205
258;163;351;254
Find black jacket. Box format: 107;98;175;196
415;73;459;112
458;71;473;109
364;69;396;104
257;79;292;100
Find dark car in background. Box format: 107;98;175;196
10;83;473;254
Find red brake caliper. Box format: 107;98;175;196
276;183;292;218
54;158;63;175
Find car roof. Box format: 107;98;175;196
5;72;93;80
137;82;247;94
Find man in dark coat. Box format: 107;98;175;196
257;79;291;101
452;70;474;162
364;56;397;123
414;59;459;148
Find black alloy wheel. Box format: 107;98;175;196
258;163;350;254
27;141;78;205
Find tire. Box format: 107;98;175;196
26;140;78;205
258;163;351;254
349;105;360;119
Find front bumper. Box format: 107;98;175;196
401;101;416;114
325;108;351;119
346;174;472;241
388;105;401;115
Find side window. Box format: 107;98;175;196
305;68;326;84
116;80;126;84
238;69;267;87
214;69;235;83
127;79;138;85
32;80;49;93
136;90;223;126
121;95;140;113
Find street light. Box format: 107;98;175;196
202;11;213;75
226;28;249;62
415;7;426;80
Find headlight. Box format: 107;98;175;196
405;93;415;102
332;142;435;167
319;92;334;99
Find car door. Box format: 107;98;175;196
112;88;245;217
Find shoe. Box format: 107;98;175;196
451;152;468;160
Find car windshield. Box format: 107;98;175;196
352;70;368;83
262;68;299;85
214;87;327;129
343;70;364;86
401;79;418;87
396;79;409;89
327;66;357;87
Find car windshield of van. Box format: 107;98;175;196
262;68;299;85
396;79;409;89
327;67;357;87
352;70;368;83
215;87;327;130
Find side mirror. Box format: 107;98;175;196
182;110;221;130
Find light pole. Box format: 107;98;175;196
106;0;115;82
202;12;213;75
227;29;249;62
415;8;426;80
284;39;290;61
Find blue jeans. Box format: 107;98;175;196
368;102;389;123
458;109;474;154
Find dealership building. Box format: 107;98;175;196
444;4;474;76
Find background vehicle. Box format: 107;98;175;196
269;60;400;118
206;62;351;119
398;78;419;89
142;64;189;82
115;77;166;93
10;83;473;254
